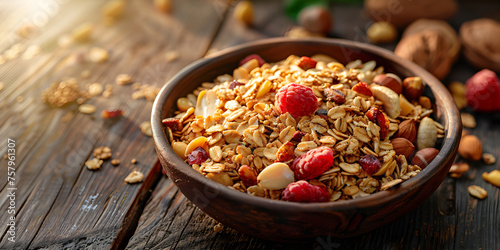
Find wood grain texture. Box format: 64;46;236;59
0;0;499;249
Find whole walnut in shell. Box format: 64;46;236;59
403;19;460;62
460;18;500;72
364;0;458;27
395;30;452;80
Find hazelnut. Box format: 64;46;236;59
396;119;417;143
411;148;439;169
298;5;332;35
367;21;397;43
418;96;432;109
391;137;415;160
403;76;424;100
458;135;482;161
373;73;402;95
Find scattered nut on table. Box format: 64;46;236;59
85;158;103;170
72;22;93;42
94;146;112;160
468;185;487;199
233;0;253;26
367;21;397;43
458;135;483;161
116;74;133;85
111;159;120;166
125;170;144;184
461;113;477;128
449;162;469;178
460;18;500;71
482;170;500;187
78;104;97;114
88;47;109;63
140;121;153;136
482;153;496;165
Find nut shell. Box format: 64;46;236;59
396;119;417;143
391;138;415;160
458;135;483;161
411;148;439;169
460;18;500;72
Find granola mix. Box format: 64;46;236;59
163;54;443;202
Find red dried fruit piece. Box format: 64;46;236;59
282;180;330;202
292;131;305;142
297;56;318;70
352;82;373;97
238;165;257;187
366;107;389;139
187;146;208;165
275;83;319;118
323;88;346;104
229;80;245;90
290;146;334;180
359;154;381;175
276;141;295;162
239;54;266;67
465;69;500;112
162;118;182;131
101;109;124;119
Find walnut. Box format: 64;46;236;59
394;30;452;80
364;0;458;27
460;18;500;72
402;19;460;62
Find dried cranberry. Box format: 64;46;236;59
323;88;346;104
359;154;381;175
229;80;245;90
162;118;182;131
292;131;306;142
101;109;124;119
239;54;266;67
297;56;317;70
187;146;209;165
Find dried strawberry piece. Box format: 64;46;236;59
297;56;318;70
101;109;124;119
352;82;373;97
162;118;182;131
239;54;266;67
238;165;257;187
282;180;330;202
292;131;305;142
290;146;334;180
276;141;295;162
187;146;208;165
366;107;389;139
359;154;381;175
323;88;346;104
275;83;318;118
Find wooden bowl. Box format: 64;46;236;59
151;38;461;240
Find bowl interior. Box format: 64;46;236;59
152;38;461;213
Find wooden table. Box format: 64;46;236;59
1;0;498;249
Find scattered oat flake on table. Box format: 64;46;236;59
125;170;144;184
85;158;103;170
116;74;133;85
78;104;96;114
87;82;104;96
22;45;41;60
88;47;108;63
468;185;487;199
461;113;476;128
140;121;153;136
42;78;81;107
482;153;496;165
165;51;179;62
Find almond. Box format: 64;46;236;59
396;119;417;143
458;135;482;161
391;137;415;159
411;148;439;169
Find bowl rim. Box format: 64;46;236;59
152;37;461;212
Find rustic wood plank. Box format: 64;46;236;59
0;0;228;248
129;0;500;249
